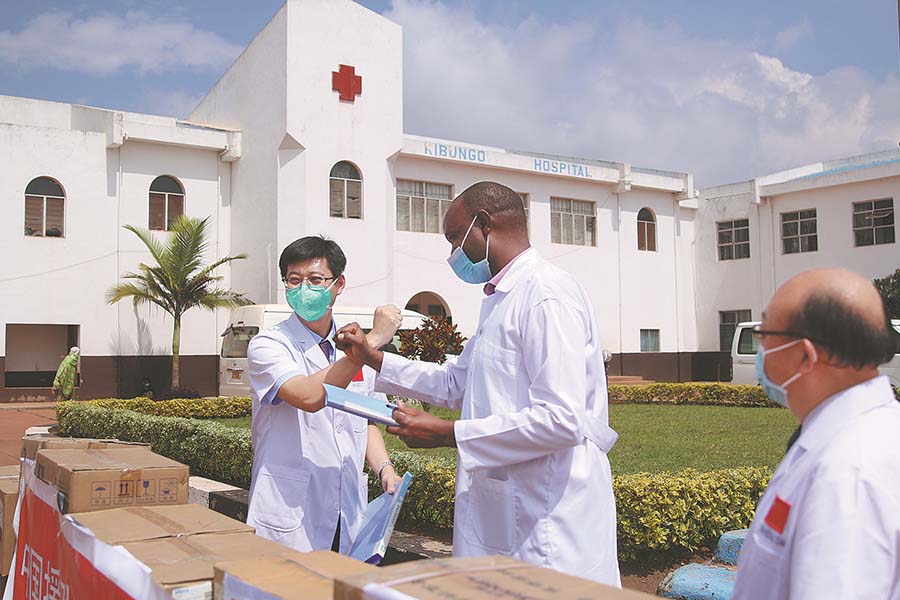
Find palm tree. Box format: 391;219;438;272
107;216;252;389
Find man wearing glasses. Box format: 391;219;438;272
733;268;900;599
245;235;403;554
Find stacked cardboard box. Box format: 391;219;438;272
333;555;657;600
214;551;377;600
71;504;336;598
34;447;189;513
0;464;20;577
22;434;149;461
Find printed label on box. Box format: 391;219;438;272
114;480;134;506
159;478;178;503
170;581;212;600
91;481;111;507
136;479;156;504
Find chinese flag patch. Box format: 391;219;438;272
764;495;791;534
352;368;365;382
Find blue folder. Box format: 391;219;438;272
349;471;414;564
323;384;398;427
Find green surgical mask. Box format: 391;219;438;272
286;281;335;322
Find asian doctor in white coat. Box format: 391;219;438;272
246;236;403;553
336;182;621;585
732;269;900;600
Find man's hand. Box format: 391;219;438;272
380;465;403;494
334;323;383;370
368;305;402;349
386;402;457;448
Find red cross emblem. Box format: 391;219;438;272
332;64;362;102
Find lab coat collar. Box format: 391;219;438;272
796;375;895;453
493;248;540;294
285;314;335;370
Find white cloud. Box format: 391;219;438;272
774;18;813;53
0;10;242;75
386;1;900;186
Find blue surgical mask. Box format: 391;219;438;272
286;281;336;322
755;339;816;407
448;215;492;284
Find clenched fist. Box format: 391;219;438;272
368;304;402;348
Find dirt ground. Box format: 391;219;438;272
620;548;713;594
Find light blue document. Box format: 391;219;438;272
349;471;413;565
323;384;398;426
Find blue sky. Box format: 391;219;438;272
1;0;898;185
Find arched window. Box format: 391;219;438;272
149;176;184;231
24;177;65;238
329;161;362;219
637;208;656;252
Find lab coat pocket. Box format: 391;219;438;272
472;338;520;415
251;470;311;533
463;474;516;553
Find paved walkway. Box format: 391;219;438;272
0;402;58;466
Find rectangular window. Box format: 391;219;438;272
719;310;752;351
550;197;596;246
640;329;660;352
717;219;750;260
781;209;818;254
737;327;759;355
638;221;657;251
329;178;363;219
395;180;453;233
150;192;183;231
24;195;44;236
853;198;895;247
45;197;65;237
518;193;530;231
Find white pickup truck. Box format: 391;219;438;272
731;319;900;387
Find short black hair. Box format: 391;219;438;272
459;181;527;228
279;236;346;279
786;293;896;369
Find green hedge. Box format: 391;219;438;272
77;397;251;418
56;402;253;487
608;383;775;407
56;401;771;559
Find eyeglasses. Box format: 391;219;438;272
282;275;335;287
752;325;825;346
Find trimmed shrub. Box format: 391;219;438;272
608;383;775;407
56;402;252;487
77;397;251;419
57;401;771;559
159;386;201;401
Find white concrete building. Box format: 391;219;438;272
1;0;896;400
695;149;900;356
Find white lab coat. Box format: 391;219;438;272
733;375;900;600
246;315;382;553
375;249;621;585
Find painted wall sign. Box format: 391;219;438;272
424;142;486;163
532;158;592;178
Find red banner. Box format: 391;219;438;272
8;463;166;600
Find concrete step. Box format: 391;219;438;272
713;529;748;566
658;563;736;599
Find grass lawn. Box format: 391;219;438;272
212;404;798;474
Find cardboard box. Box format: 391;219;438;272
334;555;657;600
70;504;296;599
0;471;19;577
214;551;376;600
22;434;150;461
35;447;188;513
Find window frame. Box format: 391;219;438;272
719;309;752;352
781;209;818;254
716;219;751;261
149;176;185;232
550;197;597;247
329;161;363;220
640;329;660;352
24;177;66;238
637;208;657;252
852;198;895;248
395;179;454;234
